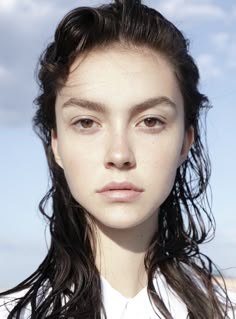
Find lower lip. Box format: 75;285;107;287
97;190;143;202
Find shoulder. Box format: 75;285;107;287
229;290;236;302
152;272;188;318
0;290;31;319
153;271;236;318
227;290;236;319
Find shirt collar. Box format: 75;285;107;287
101;273;188;319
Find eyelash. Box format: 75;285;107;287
72;117;165;130
138;117;165;128
73;118;98;129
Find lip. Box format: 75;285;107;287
96;181;144;202
97;181;144;193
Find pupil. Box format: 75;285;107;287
82;119;93;128
144;118;156;127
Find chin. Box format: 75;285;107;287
93;210;156;231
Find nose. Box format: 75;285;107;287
104;132;136;170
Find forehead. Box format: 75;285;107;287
56;44;183;111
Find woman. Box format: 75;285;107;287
0;0;235;318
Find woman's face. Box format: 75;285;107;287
52;45;193;231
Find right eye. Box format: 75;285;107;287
73;118;98;129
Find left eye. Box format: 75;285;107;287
139;117;164;128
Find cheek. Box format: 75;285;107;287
59;137;98;168
58;138;106;204
151;157;179;193
139;134;183;169
138;134;183;189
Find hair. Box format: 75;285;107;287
1;0;234;318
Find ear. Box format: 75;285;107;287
51;129;64;169
178;126;194;167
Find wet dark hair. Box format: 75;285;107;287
1;0;234;318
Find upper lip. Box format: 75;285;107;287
97;181;144;193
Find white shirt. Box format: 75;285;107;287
1;275;235;318
101;274;188;318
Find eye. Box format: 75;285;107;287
73;118;98;129
139;117;165;128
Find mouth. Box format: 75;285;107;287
97;181;144;193
96;181;144;202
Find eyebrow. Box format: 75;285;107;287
62;96;177;115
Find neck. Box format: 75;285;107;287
94;212;158;298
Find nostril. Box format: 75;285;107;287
124;161;131;166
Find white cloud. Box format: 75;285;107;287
0;0;101;17
211;32;231;49
0;1;71;127
219;229;236;245
156;0;226;20
227;50;236;69
0;0;48;14
196;53;222;80
211;32;236;70
0;0;54;14
0;1;69;30
0;65;12;83
0;0;17;12
232;5;236;17
0;109;30;126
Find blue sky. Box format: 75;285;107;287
0;0;236;289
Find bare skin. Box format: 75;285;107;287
95;209;158;297
51;44;194;298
